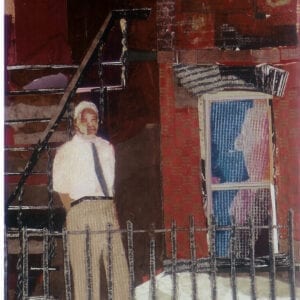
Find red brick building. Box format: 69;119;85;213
157;0;300;259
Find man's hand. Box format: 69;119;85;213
58;193;72;212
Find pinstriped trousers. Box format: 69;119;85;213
66;200;130;300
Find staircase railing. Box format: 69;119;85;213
6;8;151;206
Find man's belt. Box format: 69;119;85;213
71;196;113;207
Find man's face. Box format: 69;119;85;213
76;108;99;136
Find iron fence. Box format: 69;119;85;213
6;210;299;300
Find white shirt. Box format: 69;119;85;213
53;134;115;200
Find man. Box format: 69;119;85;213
53;100;129;299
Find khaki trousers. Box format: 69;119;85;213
66;200;130;300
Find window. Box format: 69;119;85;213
199;91;278;258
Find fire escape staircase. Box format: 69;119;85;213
5;9;151;300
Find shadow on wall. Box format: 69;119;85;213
114;123;163;284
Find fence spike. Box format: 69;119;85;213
107;223;113;300
189;216;198;300
171;220;178;300
43;228;50;297
62;229;72;300
85;225;93;300
249;216;257;300
22;227;29;298
230;216;237;300
268;214;276;300
149;236;156;300
209;214;217;300
127;221;135;300
288;209;296;300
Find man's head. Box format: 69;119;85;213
74;101;99;136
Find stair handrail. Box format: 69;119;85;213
7;8;151;206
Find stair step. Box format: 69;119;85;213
6;61;123;70
6;171;48;175
7;84;124;95
5;146;59;151
30;267;58;272
6;172;49;185
6;125;69;145
7;228;62;236
7;231;62;254
78;85;124;92
102;61;123;66
8;205;53;210
5;148;53;174
6;184;62;208
26;296;57;300
5;117;53;124
6;92;62;103
7;64;79;71
8;89;65;95
7;119;68;134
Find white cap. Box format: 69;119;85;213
73;101;98;120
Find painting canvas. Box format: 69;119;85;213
4;0;300;299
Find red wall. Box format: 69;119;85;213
159;62;208;258
273;62;300;241
159;51;300;257
158;0;300;258
14;0;72;64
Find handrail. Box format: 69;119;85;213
7;8;151;205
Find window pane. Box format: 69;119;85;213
210;99;270;184
213;188;271;258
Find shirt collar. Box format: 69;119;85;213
74;133;98;143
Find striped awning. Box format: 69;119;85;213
173;64;288;97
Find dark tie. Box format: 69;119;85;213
91;142;109;197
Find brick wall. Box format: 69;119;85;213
159;56;300;258
157;0;176;50
159;62;208;258
14;0;71;64
175;0;215;49
273;62;300;245
158;0;300;257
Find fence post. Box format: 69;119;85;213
189;216;198;300
127;221;135;300
288;209;296;300
42;228;50;298
268;214;276;300
4;225;8;300
209;214;217;300
171;220;178;300
149;225;156;300
85;225;93;300
107;223;113;300
62;229;72;300
230;216;237;300
249;216;257;300
22;227;29;298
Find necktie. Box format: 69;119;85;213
91;142;109;197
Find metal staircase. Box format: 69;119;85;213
5;9;151;299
